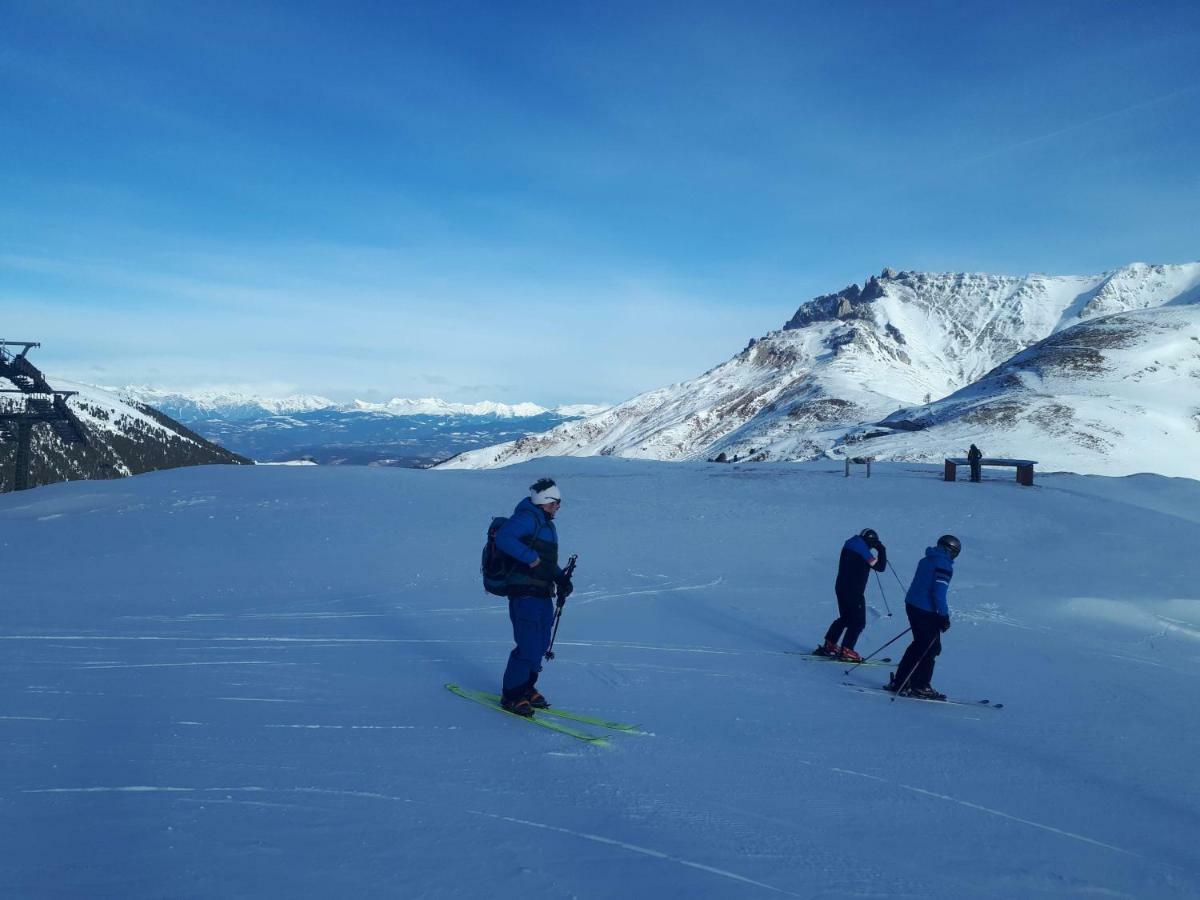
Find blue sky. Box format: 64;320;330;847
2;1;1198;405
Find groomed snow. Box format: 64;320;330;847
1;459;1197;897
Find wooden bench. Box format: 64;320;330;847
844;456;873;477
944;457;1037;486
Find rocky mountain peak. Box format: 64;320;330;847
783;273;888;331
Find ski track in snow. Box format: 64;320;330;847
73;660;297;670
21;784;796;894
466;809;803;897
814;764;1147;862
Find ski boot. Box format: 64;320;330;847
525;688;550;709
500;695;534;717
813;640;840;658
837;646;862;663
907;685;947;701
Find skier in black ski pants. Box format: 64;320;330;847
816;529;886;662
967;444;983;483
890;535;960;700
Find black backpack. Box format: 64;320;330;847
481;511;546;596
481;516;512;596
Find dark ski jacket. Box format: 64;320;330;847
495;497;562;599
835;535;886;598
968;445;982;465
905;545;954;616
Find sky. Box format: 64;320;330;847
2;0;1199;406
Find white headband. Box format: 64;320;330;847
530;484;562;506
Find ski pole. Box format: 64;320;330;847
544;554;577;662
844;626;910;675
891;634;938;700
874;570;893;617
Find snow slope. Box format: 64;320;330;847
1;459;1198;897
440;263;1200;476
849;306;1200;477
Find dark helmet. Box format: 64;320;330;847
937;534;962;558
859;528;878;544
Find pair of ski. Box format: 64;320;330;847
446;684;647;746
793;652;1005;709
786;650;892;667
841;681;1004;710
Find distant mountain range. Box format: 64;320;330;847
113;389;608;467
438;262;1200;478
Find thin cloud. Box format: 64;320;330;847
958;83;1200;168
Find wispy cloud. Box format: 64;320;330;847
957;83;1200;168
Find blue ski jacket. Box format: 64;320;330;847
904;545;954;616
495;498;563;597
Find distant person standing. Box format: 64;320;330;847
888;534;960;700
495;478;573;717
814;528;887;662
967;444;983;483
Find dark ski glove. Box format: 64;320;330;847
873;543;887;570
938;615;951;633
555;576;573;604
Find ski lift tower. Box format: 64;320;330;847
0;340;88;491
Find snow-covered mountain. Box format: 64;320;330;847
438;262;1200;476
0;378;249;491
112;389;606;467
115;388;335;422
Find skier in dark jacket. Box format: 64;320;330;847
888;535;960;700
495;478;573;717
814;529;887;662
967;444;982;482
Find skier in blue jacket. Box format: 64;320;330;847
888;535;961;700
495;478;573;717
815;529;887;662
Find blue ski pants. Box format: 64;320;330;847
502;594;555;696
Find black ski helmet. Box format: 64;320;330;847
859;528;878;543
937;534;962;558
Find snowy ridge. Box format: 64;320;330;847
438;262;1200;476
115;388;591;421
348;397;551;418
115;387;335;421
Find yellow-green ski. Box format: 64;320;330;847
469;689;647;734
445;684;610;746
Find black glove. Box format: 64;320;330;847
555;576;573;604
938;615;951;633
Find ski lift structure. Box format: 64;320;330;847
0;340;88;491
